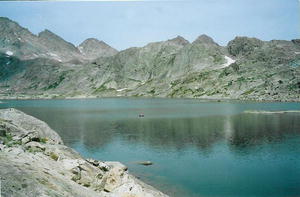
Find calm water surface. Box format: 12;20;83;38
1;98;300;197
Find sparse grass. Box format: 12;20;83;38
83;182;91;187
43;72;67;90
148;88;155;94
50;152;59;161
242;88;255;95
219;69;230;78
93;82;115;94
71;174;81;182
236;77;246;82
6;141;21;148
40;137;48;144
0;131;12;144
51;95;66;99
27;147;43;153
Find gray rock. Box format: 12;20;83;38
78;38;118;60
25;141;46;151
0;108;63;144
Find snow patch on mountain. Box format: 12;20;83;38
221;56;235;68
6;51;13;56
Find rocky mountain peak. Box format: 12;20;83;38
0;17;40;60
0;17;20;28
79;38;110;48
78;38;118;59
0;17;13;25
227;36;264;57
167;36;190;46
38;29;69;43
37;29;81;61
192;34;217;45
292;39;300;46
0;17;33;37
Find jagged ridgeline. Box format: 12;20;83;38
0;17;299;101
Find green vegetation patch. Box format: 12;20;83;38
287;83;300;91
43;72;67;90
40;137;48;144
169;87;195;97
50;152;59;161
92;80;116;94
242;88;256;95
0;130;18;147
148;88;156;94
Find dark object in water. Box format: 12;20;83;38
137;161;153;166
139;113;144;118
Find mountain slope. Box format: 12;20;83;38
0;17;46;60
0;17;299;101
0;17;116;62
37;29;83;62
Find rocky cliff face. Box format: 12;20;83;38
37;29;83;62
0;108;168;197
0;17;45;60
0;17;299;101
0;17;117;62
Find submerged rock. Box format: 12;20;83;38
137;161;153;166
0;108;168;197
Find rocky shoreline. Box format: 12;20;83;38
0;108;168;197
0;94;299;103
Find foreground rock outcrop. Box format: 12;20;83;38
0;108;168;197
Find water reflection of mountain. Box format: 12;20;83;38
229;113;300;148
14;107;300;153
56;115;227;151
115;116;226;151
78;113;300;152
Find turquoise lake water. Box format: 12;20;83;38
1;98;300;197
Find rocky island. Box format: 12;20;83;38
0;17;299;101
0;108;168;197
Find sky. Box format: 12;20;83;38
0;0;299;50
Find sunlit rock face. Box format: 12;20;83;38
78;38;118;60
0;17;117;62
0;17;299;101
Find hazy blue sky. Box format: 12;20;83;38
0;0;299;50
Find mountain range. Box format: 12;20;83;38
0;17;299;101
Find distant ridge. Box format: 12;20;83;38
0;17;299;102
0;17;117;62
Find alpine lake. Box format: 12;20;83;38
1;98;299;197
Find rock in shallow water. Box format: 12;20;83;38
137;161;153;166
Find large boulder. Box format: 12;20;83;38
0;108;63;144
